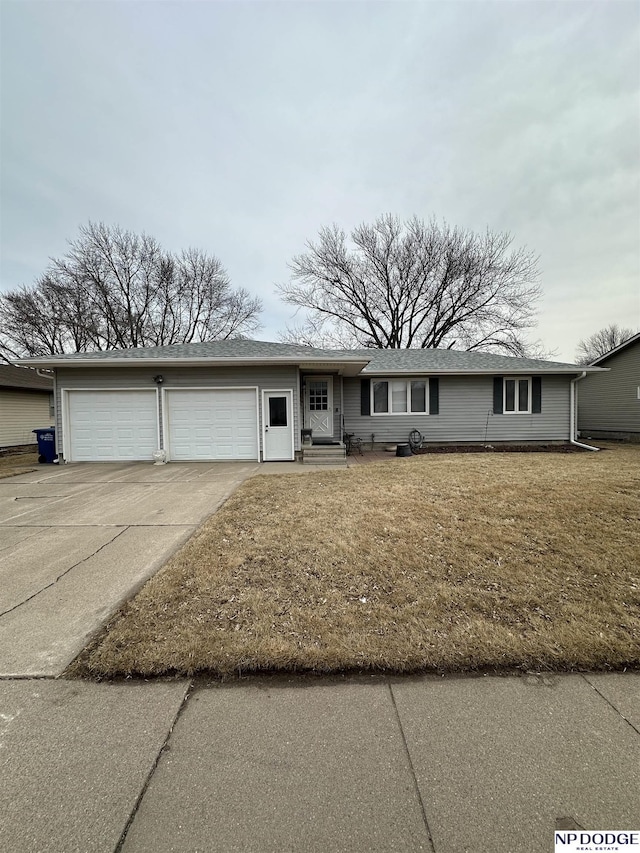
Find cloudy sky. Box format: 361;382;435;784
1;0;638;361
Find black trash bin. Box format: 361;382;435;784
32;428;56;463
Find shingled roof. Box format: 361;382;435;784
14;340;598;374
0;364;53;390
15;339;357;362
353;348;588;374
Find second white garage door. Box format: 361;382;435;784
165;389;258;461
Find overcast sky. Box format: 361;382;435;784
1;0;638;361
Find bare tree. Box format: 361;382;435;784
0;275;99;362
278;215;542;354
575;324;637;365
0;222;262;359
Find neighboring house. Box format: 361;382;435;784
15;341;602;463
0;365;54;450
578;332;640;442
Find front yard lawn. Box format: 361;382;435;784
0;450;38;479
70;443;640;678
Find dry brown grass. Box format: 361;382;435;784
0;450;38;479
70;443;640;678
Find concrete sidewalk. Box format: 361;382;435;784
1;672;638;853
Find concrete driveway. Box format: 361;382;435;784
0;461;258;677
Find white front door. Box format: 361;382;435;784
263;391;294;461
305;376;333;438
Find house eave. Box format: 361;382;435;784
13;355;371;376
13;356;605;377
363;367;608;376
0;384;53;392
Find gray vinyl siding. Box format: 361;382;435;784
55;365;300;458
578;342;640;436
343;375;572;444
333;375;341;438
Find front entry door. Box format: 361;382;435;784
305;376;333;439
263;391;294;461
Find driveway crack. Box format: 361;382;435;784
388;682;437;852
582;674;640;736
0;526;130;618
114;681;194;853
13;495;67;500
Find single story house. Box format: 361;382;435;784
578;332;640;442
0;364;54;450
15;340;603;463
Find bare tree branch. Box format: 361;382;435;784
278;214;542;354
0;222;262;358
575;324;637;365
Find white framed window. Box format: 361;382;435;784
504;377;531;414
371;379;428;415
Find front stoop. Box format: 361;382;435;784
302;443;347;466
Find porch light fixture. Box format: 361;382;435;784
153;374;164;385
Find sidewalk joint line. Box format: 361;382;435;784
581;674;640;736
0;526;42;554
0;523;195;528
387;682;437;853
114;680;194;853
0;527;130;618
0;673;60;681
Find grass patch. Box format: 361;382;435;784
0;450;38;479
69;444;640;678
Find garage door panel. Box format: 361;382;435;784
68;391;158;462
166;389;258;461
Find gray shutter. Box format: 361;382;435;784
360;378;370;415
429;377;439;415
532;376;542;413
493;377;503;414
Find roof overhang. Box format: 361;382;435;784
363;367;608;375
13;355;371;376
0;383;53;391
13;357;606;377
299;361;368;376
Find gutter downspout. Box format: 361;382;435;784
570;371;599;451
36;368;61;462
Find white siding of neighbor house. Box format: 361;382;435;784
0;389;54;447
55;365;300;458
343;374;572;444
578;342;640;437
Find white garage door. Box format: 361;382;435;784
166;389;258;461
67;390;158;462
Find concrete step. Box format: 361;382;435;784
303;453;347;461
302;446;346;457
301;445;347;467
302;458;348;467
